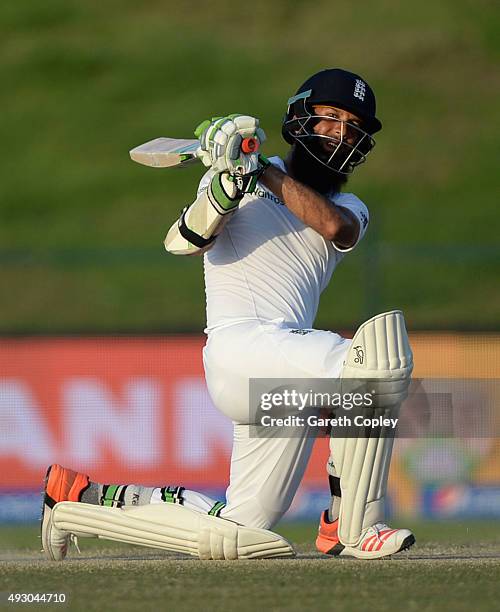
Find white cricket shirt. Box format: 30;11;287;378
201;157;369;332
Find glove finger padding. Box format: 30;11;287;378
226;134;260;175
226;125;267;176
231;115;261;137
194;114;266;174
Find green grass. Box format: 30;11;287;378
1;0;499;331
1;522;499;611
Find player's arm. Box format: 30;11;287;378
259;164;359;248
165;114;267;256
164;172;242;256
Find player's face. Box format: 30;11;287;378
311;105;364;152
285;102;374;186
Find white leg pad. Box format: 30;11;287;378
52;501;295;560
342;310;413;380
330;310;413;547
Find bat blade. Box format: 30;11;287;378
129;137;200;168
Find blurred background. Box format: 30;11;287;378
1;0;499;526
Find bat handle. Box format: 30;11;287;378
240;137;259;154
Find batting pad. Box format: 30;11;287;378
342;310;413;380
331;310;413;546
52;501;295;560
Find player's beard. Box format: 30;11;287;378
287;144;348;196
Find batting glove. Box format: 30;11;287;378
194;114;266;175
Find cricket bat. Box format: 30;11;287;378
129;136;259;169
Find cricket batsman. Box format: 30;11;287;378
42;68;415;560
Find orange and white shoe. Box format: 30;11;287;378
316;510;415;559
315;510;342;555
337;523;415;559
41;464;89;560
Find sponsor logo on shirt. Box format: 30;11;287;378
251;187;284;206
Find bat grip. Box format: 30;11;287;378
240;137;259;154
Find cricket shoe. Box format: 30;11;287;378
316;511;415;559
41;464;89;560
315;510;340;555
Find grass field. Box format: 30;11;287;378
2;521;499;611
1;0;499;332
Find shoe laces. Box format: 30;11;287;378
370;522;391;543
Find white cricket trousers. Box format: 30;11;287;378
203;319;351;529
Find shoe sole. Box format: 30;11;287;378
397;534;416;553
324;533;416;559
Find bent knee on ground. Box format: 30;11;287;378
221;500;285;531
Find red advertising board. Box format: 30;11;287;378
1;334;499;521
0;337;328;491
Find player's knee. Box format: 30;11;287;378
221;501;283;531
342;310;413;381
340;311;412;412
